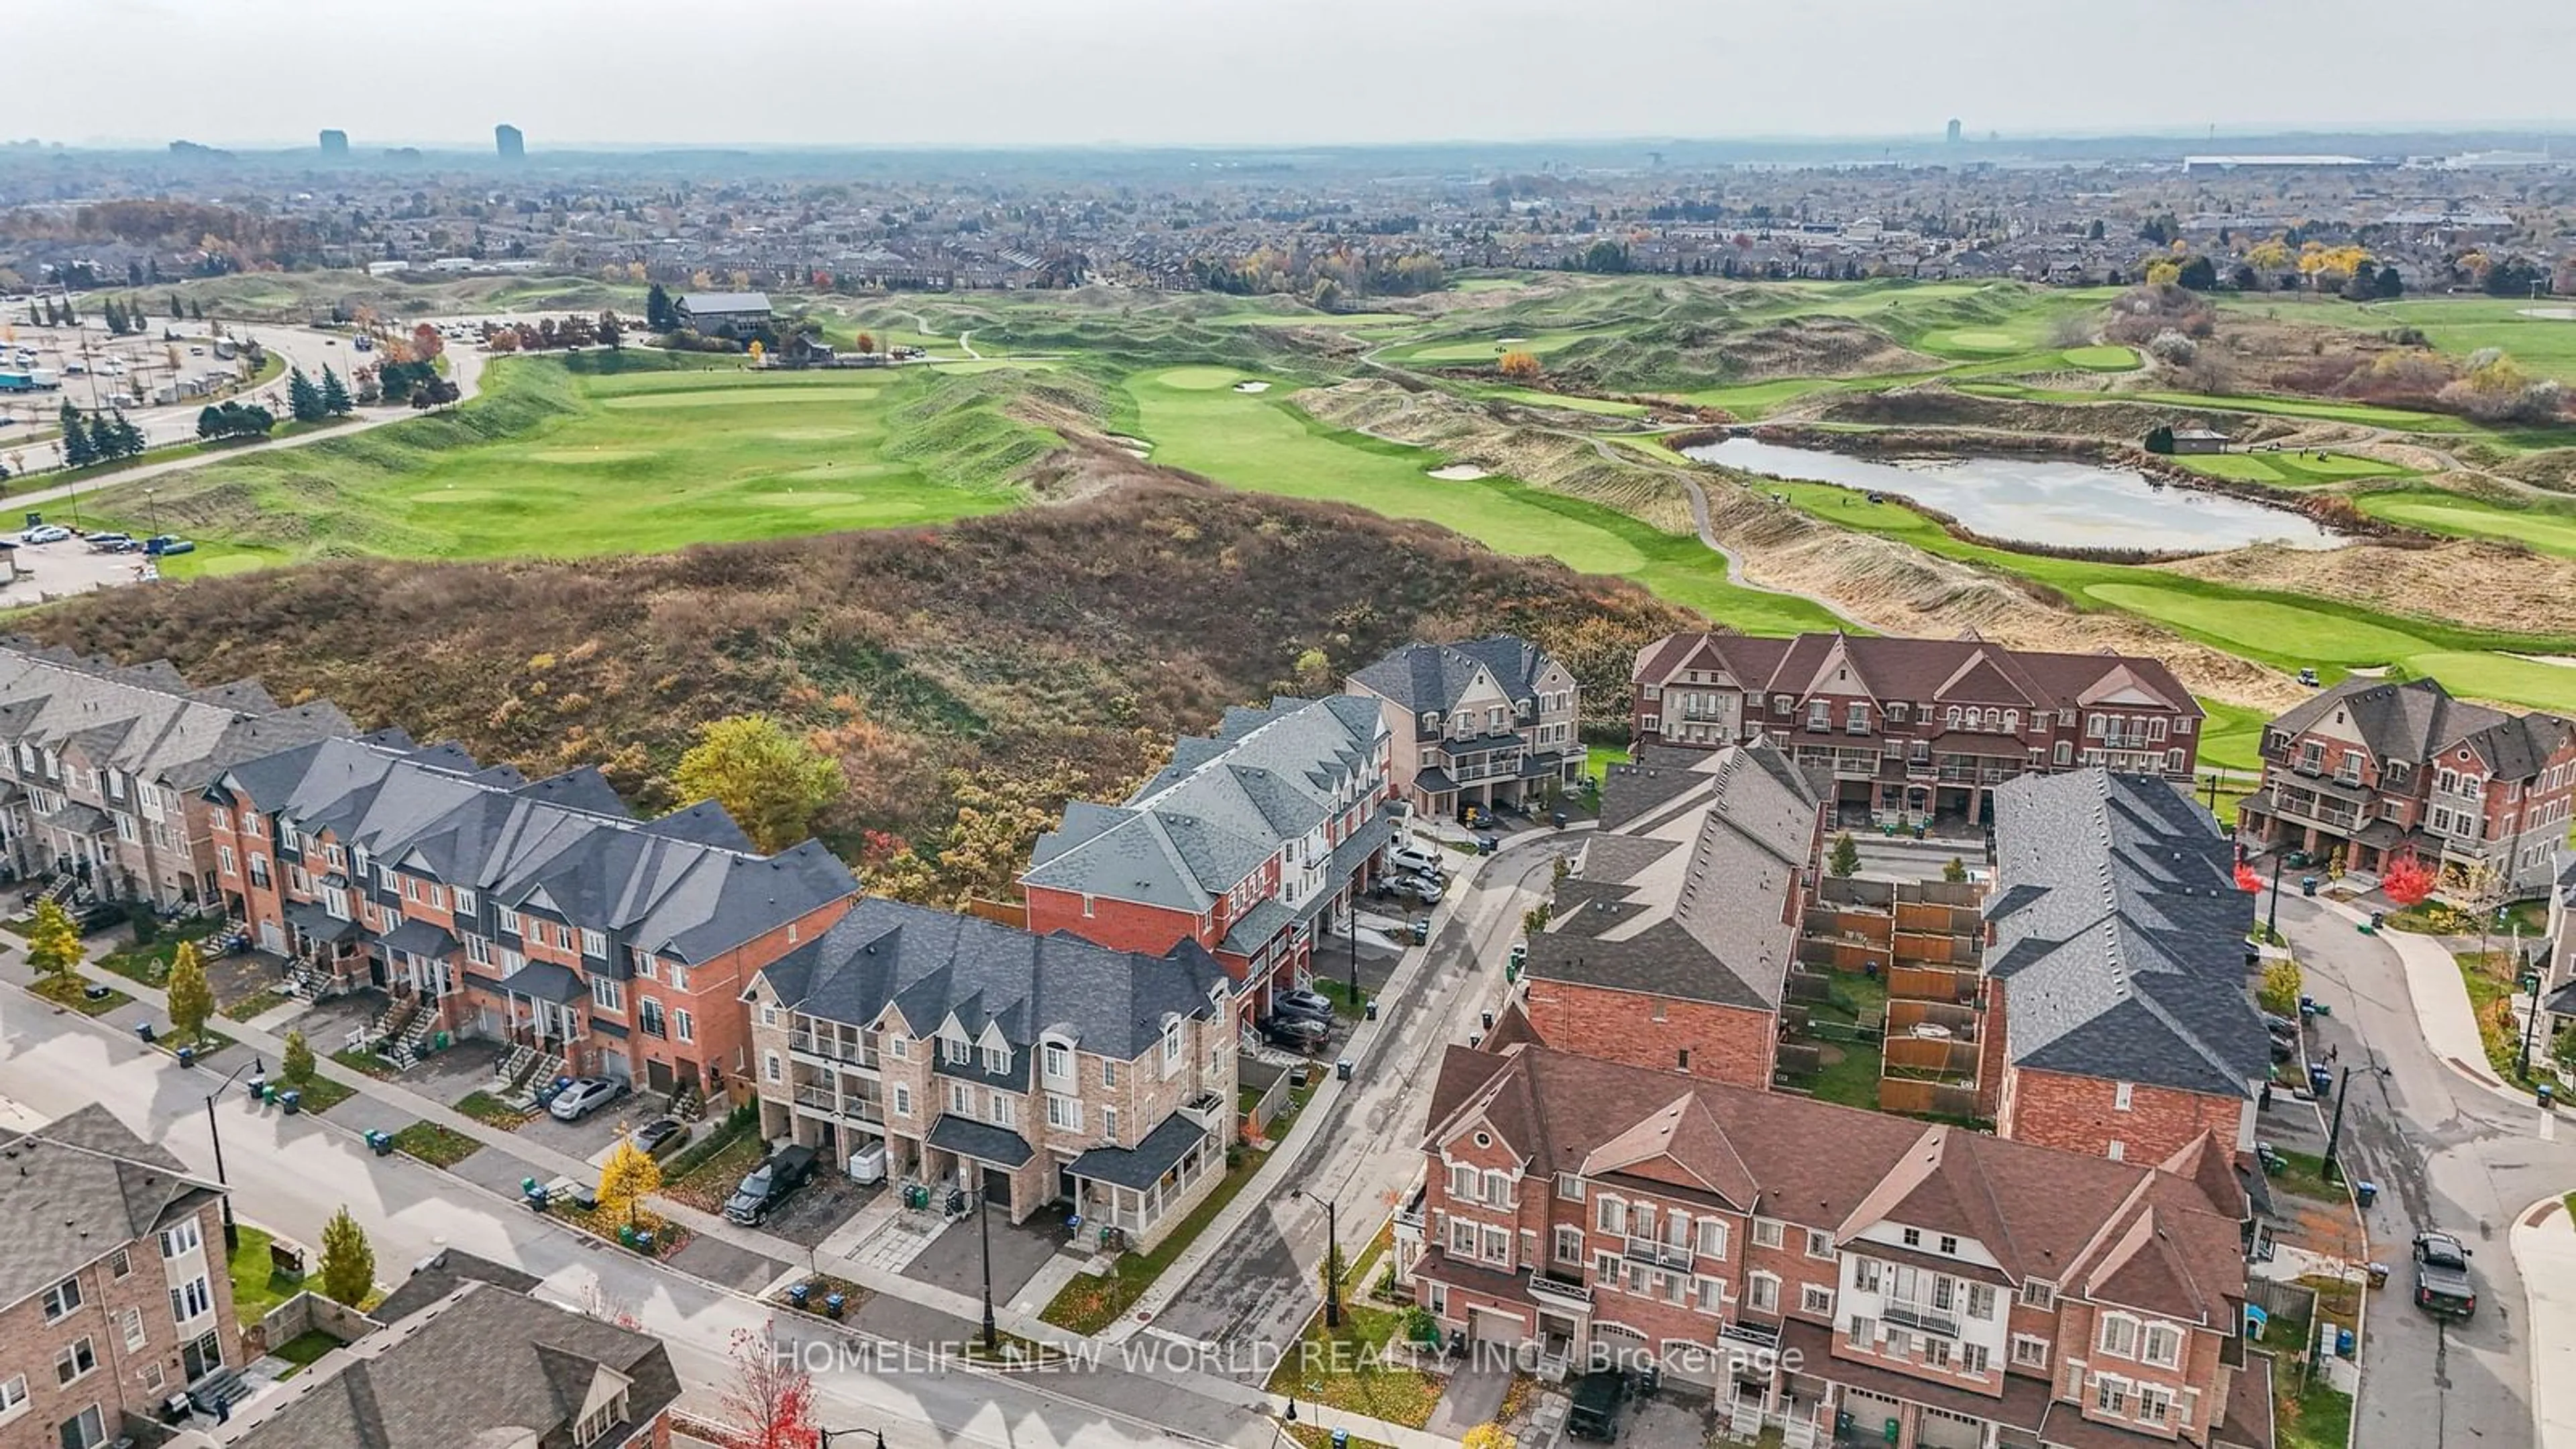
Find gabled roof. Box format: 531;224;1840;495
1986;770;2271;1098
229;1281;680;1449
753;896;1229;1064
1527;740;1817;1011
1426;1043;2245;1322
0;639;352;791
0;1105;220;1313
676;290;770;313
1348;635;1560;716
1023;695;1387;912
2265;675;2575;782
1632;631;2198;720
211;735;856;964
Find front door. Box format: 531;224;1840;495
257;919;284;954
983;1165;1010;1209
645;1057;676;1094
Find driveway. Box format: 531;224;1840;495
900;1205;1065;1309
757;1170;880;1248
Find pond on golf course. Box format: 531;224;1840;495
1684;437;2347;553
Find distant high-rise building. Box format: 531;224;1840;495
495;123;524;160
1946;117;1963;144
319;129;349;158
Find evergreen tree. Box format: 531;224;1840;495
108;413;146;459
318;1207;375;1306
196;405;225;440
101;298;125;335
1827;832;1862;879
169;292;183;316
645;282;674;331
59;410;95;468
286;366;326;423
319;365;352;416
128;297;146;329
189;300;203;320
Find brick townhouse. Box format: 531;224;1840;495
203;730;859;1102
2237;675;2576;897
1629;631;2202;831
1518;741;1825;1089
1397;1040;2271;1449
745;897;1237;1240
1346;635;1585;820
1986;771;2273;1164
0;642;351;908
0;1106;238;1449
1022;695;1393;1028
228;1266;680;1449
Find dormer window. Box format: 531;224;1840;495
981;1042;1010;1075
943;1036;971;1065
1422;712;1440;732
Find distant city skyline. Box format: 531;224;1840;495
13;0;2575;150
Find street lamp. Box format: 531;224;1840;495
144;487;159;537
204;1054;266;1251
1295;1189;1342;1329
977;1172;999;1354
1347;904;1362;1018
2265;849;2287;942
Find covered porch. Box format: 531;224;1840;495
38;800;127;898
1065;1112;1222;1252
282;900;368;999
922;1112;1044;1224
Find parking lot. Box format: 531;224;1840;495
1;317;256;449
0;533;169;606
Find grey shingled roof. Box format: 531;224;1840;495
1529;739;1819;1011
1023;694;1387;914
2265;675;2576;782
1986;770;2270;1098
1069;1112;1210;1190
0;1105;219;1314
676;290;770;313
1348;635;1556;716
210;735;856;965
229;1281;679;1449
0;639;353;792
755;896;1230;1066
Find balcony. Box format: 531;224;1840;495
1622;1238;1693;1270
1882;1301;1960;1338
790;1082;883;1124
1532;1273;1595;1309
1719;1313;1784;1353
790;1031;879;1071
1179;1091;1228;1133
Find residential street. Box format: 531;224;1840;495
1151;830;1579;1371
2275;892;2571;1449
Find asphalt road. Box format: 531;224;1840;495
1152;833;1581;1371
2275;892;2569;1449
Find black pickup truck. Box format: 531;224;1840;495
722;1144;818;1226
2412;1230;2477;1320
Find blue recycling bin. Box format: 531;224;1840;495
2355;1181;2379;1210
278;1089;302;1114
787;1283;811;1309
2308;1064;2333;1095
133;1021;156;1044
364;1129;393;1157
1333;1431;1349;1449
822;1291;845;1319
2337;1326;2355;1357
176;1045;196;1068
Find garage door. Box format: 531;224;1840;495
598;1047;629;1083
1917;1407;1985;1449
1470;1307;1523;1344
1839;1389;1901;1447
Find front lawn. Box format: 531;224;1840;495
227;1224;306;1326
330;1048;398;1080
30;975;129;1016
98;937;186;987
1267;1301;1446;1429
276;1074;355;1114
2456;949;2529;1081
453;1089;529;1128
2265;1146;2346;1203
221;988;291;1022
389;1122;482;1168
659;1122;766;1212
1042;1146;1265;1334
2276;1374;2353;1449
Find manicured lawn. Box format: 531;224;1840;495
2276;1375;2354;1449
2197;698;2271;774
81;352;1042;568
1267;1301;1447;1429
1130;368;1851;638
388;1120;482;1167
1042;1146;1266;1334
329;1048;397;1080
2059;345;2141;371
227;1224;307;1326
660;1122;767;1212
1586;743;1628;780
30;975;129;1015
2173;451;2410;487
221;987;290;1022
2457;949;2528;1081
2265;1146;2345;1204
97;936;186;988
269;1328;342;1376
453;1090;529;1128
2354;489;2576;557
277;1074;356;1114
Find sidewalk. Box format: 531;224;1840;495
2512;1195;2576;1449
2308;895;2524;1105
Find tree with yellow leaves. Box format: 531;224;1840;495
2145;260;2182;288
598;1138;663;1227
1497;349;1542;382
2245;237;2290;271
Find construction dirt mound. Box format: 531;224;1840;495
2161;538;2576;641
1296;379;1697;534
1797;383;2302;445
1712;317;1940;380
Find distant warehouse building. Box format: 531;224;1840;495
675;291;773;333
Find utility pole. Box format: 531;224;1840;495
2265;849;2287;942
1297;1188;1342;1328
204;1055;267;1250
2321;1065;2353;1182
2516;926;2542;1079
1348;903;1362;1017
978;1173;998;1353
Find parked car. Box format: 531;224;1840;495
631;1117;691;1159
2413;1230;2477;1319
19;525;70;544
545;1077;629;1122
1260;1014;1330;1050
1387;843;1446;878
74;902;129;934
723;1143;819;1224
85;533;133;552
1377;874;1444;906
1567;1370;1625;1441
1273;987;1336;1022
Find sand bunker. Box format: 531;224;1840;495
2512;653;2576;669
2518;307;2576;321
1428;464;1491;481
1232;380;1271;393
1106;433;1154;459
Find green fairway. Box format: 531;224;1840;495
1470;384;1651;417
1377;331;1592;366
2353;490;2576;557
2173;451;2412;487
1204;311;1413;329
1128;367;1847;636
2194;698;2271;773
2060;345;2142;372
2081;586;2430;665
2226;294;2576;386
86;354;1039;564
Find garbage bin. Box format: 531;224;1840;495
246;1075;266;1101
278;1089;302;1115
365;1129;393;1157
134;1021;156;1045
2355;1181;2379;1210
1364;1001;1379;1022
2301;875;2318;897
2367;1261;2390;1289
1332;1431;1349;1449
617;1224;637;1247
2542;1083;2557;1110
1411;920;1428;945
1482;1010;1495;1030
2337;1327;2355;1358
633;1230;655;1254
787;1283;810;1310
176;1045;196;1069
822;1291;844;1319
1336;1058;1353;1082
2308;1064;2332;1095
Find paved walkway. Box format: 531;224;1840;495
2512;1194;2576;1449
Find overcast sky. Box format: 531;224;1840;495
15;0;2575;150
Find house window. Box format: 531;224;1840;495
1482;1169;1512;1207
2021;1279;2056;1309
1924;1338;1953;1370
54;1338;95;1385
1900;1227;1921;1248
1450;1219;1477;1255
1846;1316;1875;1350
892;1084;912;1118
119;1309;144;1352
888;1036;908;1061
218;845;235;876
987;1091;1016;1128
1596;1195;1627;1235
0;1375;25;1417
1556;1172;1585;1201
451;887;476;916
464;934;490;965
1805;1229;1834;1259
1752;1218;1784;1250
639;999;665;1037
590;976;624;1013
943;1036;971;1065
1102;1106;1118;1142
581;928;608;957
1937;1234;1957;1255
1962;1342;1990;1376
2054;741;2073;766
763;1052;782;1084
667;962;690;992
1163;1021;1184;1068
2107;1139;2126;1163
1081;894;1095;918
1697;1218;1728;1259
2098;1313;2141;1358
949;1083;973;1115
1968;1282;1996;1320
2012;1334;2051;1368
41;1279;82;1322
981;1043;1010;1076
1047;1095;1081;1131
58;1405;104;1449
1746;1273;1780;1312
2114;1081;2133;1112
2094;1377;2132;1415
674;1009;694;1043
1556;1226;1585;1264
1044;1042;1072;1082
2141;1323;2184;1368
1807;700;1831;731
107;1250;128;1279
160;1220;201;1258
497;907;521;935
1801;1283;1835;1316
1482;1225;1510;1264
2139;1386;2175;1426
1888;702;1909;724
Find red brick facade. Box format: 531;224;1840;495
1998;1069;2255;1165
1520;980;1778;1088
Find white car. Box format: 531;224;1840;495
19;525;71;545
1388;843;1447;878
546;1077;628;1121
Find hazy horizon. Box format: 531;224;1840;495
17;0;2576;152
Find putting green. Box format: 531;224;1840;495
2402;651;2576;714
1157;366;1255;390
766;427;865;441
2082;585;2428;665
2357;493;2576;557
2060;345;2139;371
1936;329;2019;352
601;386;890;409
